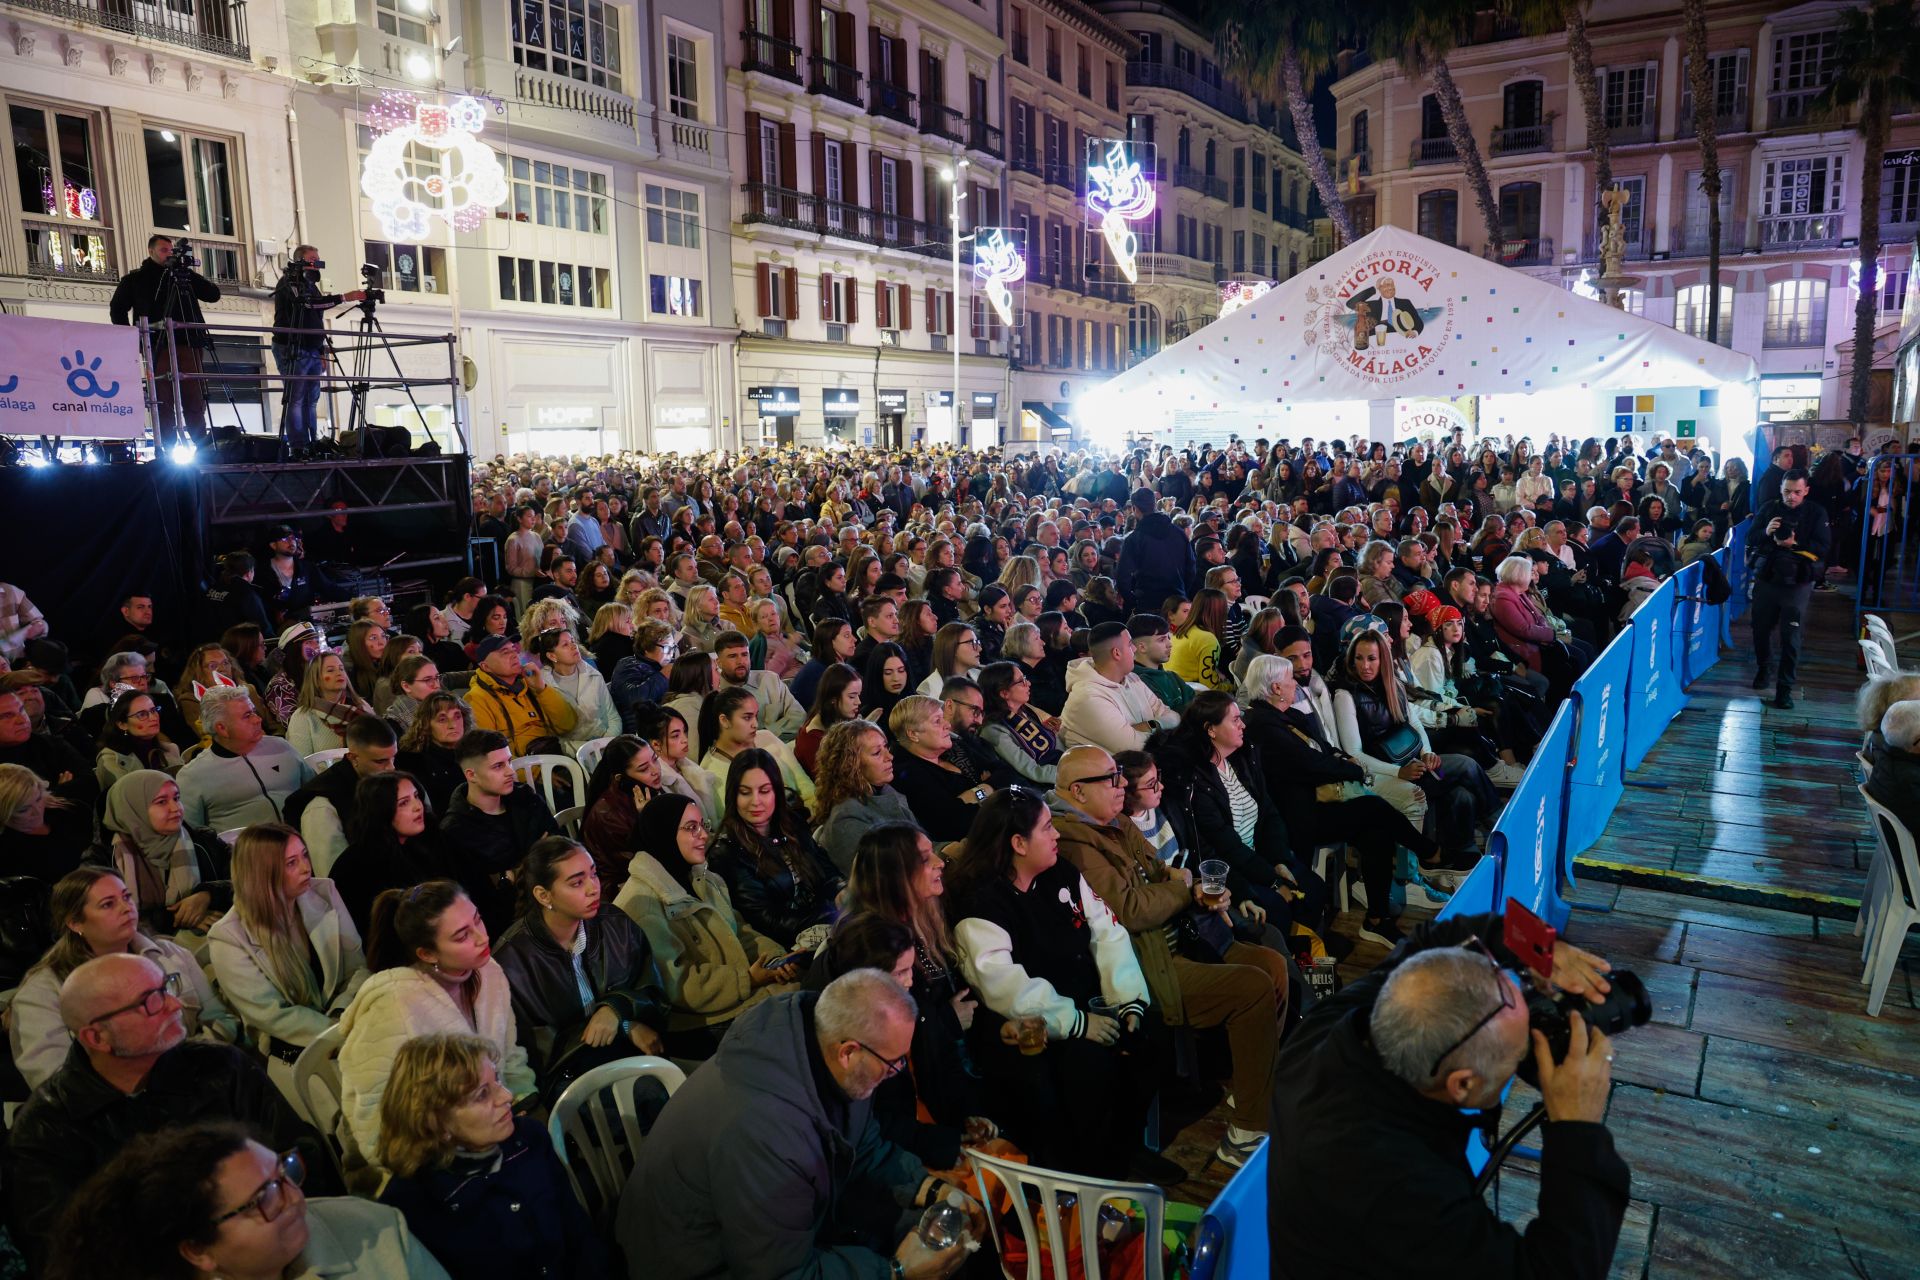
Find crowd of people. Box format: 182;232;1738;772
0;425;1793;1277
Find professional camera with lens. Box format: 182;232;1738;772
1515;971;1651;1085
166;238;199;274
284;256;325;283
360;263;387;306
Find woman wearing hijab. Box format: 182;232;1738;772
96;769;233;940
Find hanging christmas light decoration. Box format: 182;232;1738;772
359;90;507;239
1085;140;1155;284
1218;278;1273;318
971;228;1027;328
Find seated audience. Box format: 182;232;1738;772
977;661;1062;785
793;661;862;776
708;748;844;951
285;651;377;757
439;729;562;933
494;836;669;1090
377;1034;607;1280
1867;700;1920;838
698;685;816;811
886;695;990;845
714;629;807;739
1059;621;1179;755
283;715;399;874
394;691;473;814
638;703;721;825
97;769;232;938
94;686;183;787
176;686;315;830
465;634;579;757
0;763;91;883
331;771;451;938
579;734;662;890
812;718;916;872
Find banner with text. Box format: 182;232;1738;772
1491;698;1574;931
1563;626;1633;861
1625;576;1689;772
0;314;146;439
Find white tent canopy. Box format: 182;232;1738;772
1086;226;1758;447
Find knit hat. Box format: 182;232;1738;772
1426;605;1464;629
1402;588;1440;619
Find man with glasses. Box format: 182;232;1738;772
938;678;1005;787
1749;467;1831;710
1049;745;1287;1173
8;954;323;1270
1267;915;1626;1279
621;969;978;1280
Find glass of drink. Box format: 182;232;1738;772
1198;860;1229;910
918;1193;970;1249
1016;1015;1047;1055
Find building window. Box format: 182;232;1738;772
1232;148;1245;207
1232;230;1245;273
514;0;623;91
1675;283;1733;345
1772;30;1837;96
1602;65;1653;130
645;184;700;246
1498;181;1541;242
1252;153;1267;212
1351;110;1368;156
1886;159;1920;226
1417;189;1458;247
1129;302;1160;356
649;273;704;317
498;256;613;307
364;240;446;294
1011;6;1027;64
510;155;610;232
1420;95;1446;140
1880;260;1910;317
143;126;242;282
1765;279;1827;347
666;33;700;119
11;103;114;280
376;0;427;43
1595;174;1645;251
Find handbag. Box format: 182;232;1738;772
1374;721;1424;765
1284;724;1373;802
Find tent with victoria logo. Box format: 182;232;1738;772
1081;225;1759;453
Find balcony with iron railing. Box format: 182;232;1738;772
1607;116;1658;145
969;120;1003;159
1043;161;1078;191
1679;92;1750;137
1341;149;1371;178
1576;230;1652;264
9;0;249;59
1275;206;1310;231
1011;149;1043;180
1673;219;1746;258
810;54;863;106
740;183;946;257
1410;136;1457;166
22;219;117;281
660;113;729;172
1173;164;1230;202
1485;234;1555;267
1124;60;1248;123
1764;313;1828;348
1768;86;1830;127
1760;213;1844;248
923;104;964;144
1136;252;1219;284
870;80;915;126
1491;123;1550;156
742;30;802;82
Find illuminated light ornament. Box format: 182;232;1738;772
359;90;507;239
1570;268;1602;303
971;228;1026;328
1085;140;1155;284
1218;278;1273;318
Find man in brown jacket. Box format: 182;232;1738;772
1048;744;1289;1169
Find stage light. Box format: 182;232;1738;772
170;442;198;465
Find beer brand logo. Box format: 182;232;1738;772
1306;250;1455;384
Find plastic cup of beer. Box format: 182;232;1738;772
1198;860;1229;910
1016;1015;1047;1055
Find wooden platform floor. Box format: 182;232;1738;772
1156;588;1920;1279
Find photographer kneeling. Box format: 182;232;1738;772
1267;913;1630;1279
271;246;364;458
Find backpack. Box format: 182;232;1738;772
1698;552;1732;606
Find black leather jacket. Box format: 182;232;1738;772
709;830;843;948
493;910;669;1078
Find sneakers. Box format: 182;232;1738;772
1357;916;1407;947
1127;1148;1190;1188
1486;761;1527;788
1214;1128;1265;1169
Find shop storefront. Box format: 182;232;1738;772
823;388;860;445
750;386;800;445
877;389;909;448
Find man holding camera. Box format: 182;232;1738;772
110;234;223;443
1748;467;1830;711
271;246;365;458
1267;913;1629;1279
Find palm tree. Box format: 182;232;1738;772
1681;0;1723;343
1203;0;1355;243
1507;0;1613;218
1370;0;1502;248
1817;1;1920;427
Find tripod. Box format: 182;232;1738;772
332;293;428;459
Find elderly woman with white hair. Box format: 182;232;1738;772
1490;555;1584;699
1856;671;1920;764
1867;701;1920;839
1239;654;1460;945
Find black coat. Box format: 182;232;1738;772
108;257;221;346
494;910;670;1086
1157;744;1289;904
440;784;562;933
9;1043;322;1271
1243;700;1364;842
380;1115;610;1280
709;829;843;948
329;830;453;938
889;748;990;844
1268;912;1631;1279
396;744;465;815
1115;512;1194;612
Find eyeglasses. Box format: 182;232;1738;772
1426;937;1517;1077
855;1041;910;1079
210;1150;307;1226
1128;774;1163;793
1070;770;1126;790
87;970;183;1025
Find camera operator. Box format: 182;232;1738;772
271;246;365;458
1747;467;1830;711
109;234;223;442
1267;913;1628;1280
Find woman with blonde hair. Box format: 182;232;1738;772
678;583;725;654
208;823;368;1101
635;586;681;629
748;596;802;678
376;1033;605;1279
0;763;91;882
174;644;254;743
9;866;238;1088
587;601;634;676
617;568;652;610
1168;587;1233;692
286;651;374;756
811;719;914;872
517;596;579;649
996;555;1042;597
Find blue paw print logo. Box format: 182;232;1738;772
60;350;120;399
0;374;16;394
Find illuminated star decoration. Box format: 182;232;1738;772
971;229;1026;328
1218;278;1273;318
1085;141;1155;284
359;91;508;239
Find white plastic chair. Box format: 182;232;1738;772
1856;785;1920;1017
547;1055;686;1225
575;736;615;776
217;828;244;847
965;1146;1167;1280
1310;842;1350;912
304;748;348;771
1860;639;1894;679
293;1023;349;1180
1242;595;1271;616
1864;615;1900;671
512;753;587;815
556;804;585;839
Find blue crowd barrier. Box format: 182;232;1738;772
1681;557;1725;686
1488;699;1576;930
1723;519;1752;638
1190;1139;1268;1280
1623;575;1691;772
1563;628;1633;861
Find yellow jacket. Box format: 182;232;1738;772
467;668;578;754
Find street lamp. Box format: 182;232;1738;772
940;159;970;446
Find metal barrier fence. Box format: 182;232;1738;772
1855;454;1920;644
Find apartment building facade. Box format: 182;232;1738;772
291;0;739;457
728;0;1014;449
1098;0;1317;372
1329;0;1920;424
